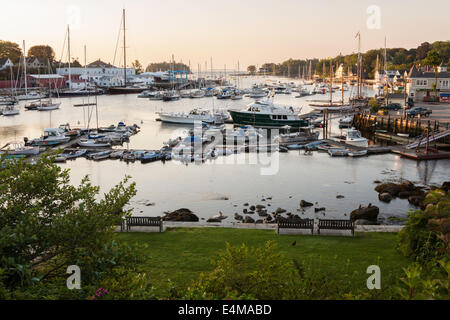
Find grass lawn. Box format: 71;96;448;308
116;228;410;297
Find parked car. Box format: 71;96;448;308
406;107;432;117
381;103;402;110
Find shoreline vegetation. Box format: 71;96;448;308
0;155;448;300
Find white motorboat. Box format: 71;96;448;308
249;88;267;99
0;142;39;156
159;108;228;125
343;129;368;148
30;128;70;146
190;90;205;98
2;105;20;116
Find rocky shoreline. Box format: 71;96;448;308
147;180;450;226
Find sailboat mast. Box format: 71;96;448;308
329;60;333;105
23;40;28;94
237;60;240;89
68;25;72;90
123;9;127;87
341;63;344;105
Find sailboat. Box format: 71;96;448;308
16;41;48;101
310;60;352;112
58;26;101;97
108;9;146;94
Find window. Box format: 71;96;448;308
416;79;428;86
439;80;449;88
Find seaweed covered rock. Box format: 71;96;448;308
350;204;379;222
163;208;199;222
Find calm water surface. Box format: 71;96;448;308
1;76;448;223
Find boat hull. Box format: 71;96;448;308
229;110;309;128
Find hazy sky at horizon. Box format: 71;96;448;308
2;0;449;70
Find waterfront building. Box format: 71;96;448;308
407;64;450;103
0;58;14;71
56;59;136;87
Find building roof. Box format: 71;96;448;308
0;57;12;65
87;59;116;68
408;65;450;78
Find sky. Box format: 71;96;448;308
2;0;449;70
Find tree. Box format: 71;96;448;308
132;59;143;74
423;49;442;98
0;40;22;63
416;42;431;60
247;65;256;75
145;62;190;73
28;45;55;62
0;153;136;288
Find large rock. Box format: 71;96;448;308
350;204;379;222
378;193;392;203
243;216;255;223
300;200;313;207
234;213;243;221
163;208;199;222
408;195;425;207
375;180;416;197
441;181;450;192
275;208;286;214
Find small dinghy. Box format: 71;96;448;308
78;139;111;148
141;152;162;164
348;150;368;157
328;148;349;157
304;140;326;151
59;149;87;160
109;150;124;159
122;151;136;162
89;151;112;161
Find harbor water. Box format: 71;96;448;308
1;76;449;223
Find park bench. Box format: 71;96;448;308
318;219;354;236
124;217;163;232
277;219;314;235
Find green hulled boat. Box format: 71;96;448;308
228;99;309;128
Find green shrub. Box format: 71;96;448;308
182;242;303;300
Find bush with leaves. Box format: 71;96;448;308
183;241;303;300
396;188;449;299
0;153;136;292
397;189;449;262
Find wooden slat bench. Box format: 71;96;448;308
124;217;163;232
277;219;314;235
318;219;354;236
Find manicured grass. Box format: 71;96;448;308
116;228;410;296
